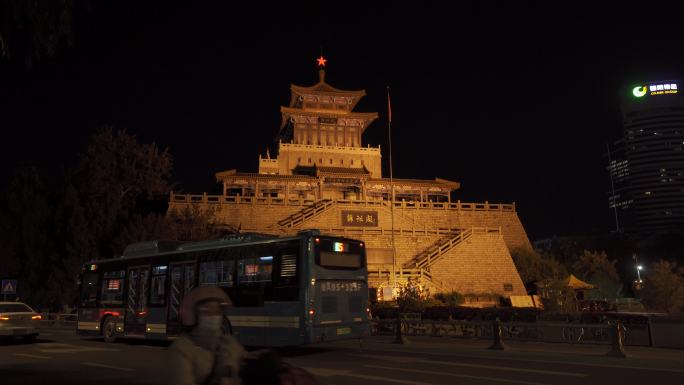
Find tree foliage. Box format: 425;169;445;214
573;250;618;281
510;247;567;286
639;260;684;314
0;127;175;310
70;126;173;258
0;0;76;68
0;168;56;307
573;250;622;299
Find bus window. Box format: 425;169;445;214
238;253;273;284
200;260;234;287
271;240;300;301
150;266;167;305
101;270;125;306
234;246;274;307
80;272;100;307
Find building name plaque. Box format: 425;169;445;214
341;210;378;227
319;117;338;125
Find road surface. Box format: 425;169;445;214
2;329;683;385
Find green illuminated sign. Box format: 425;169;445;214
631;82;679;98
632;86;647;97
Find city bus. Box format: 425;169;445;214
76;229;369;346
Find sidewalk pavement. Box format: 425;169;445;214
331;335;684;373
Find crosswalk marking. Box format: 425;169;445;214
351;354;586;377
13;353;51;359
366;365;552;385
81;362;135;372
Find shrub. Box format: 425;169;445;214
396;279;429;314
434;291;465;306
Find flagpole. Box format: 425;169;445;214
387;85;397;293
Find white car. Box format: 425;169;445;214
0;302;41;340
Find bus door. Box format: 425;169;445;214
124;266;150;334
167;262;196;335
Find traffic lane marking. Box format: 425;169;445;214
36;342;120;354
350;353;587;377
366;364;552;385
304;367;352;377
81;362;135;372
12;353;51;359
303;367;437;385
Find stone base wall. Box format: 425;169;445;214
168;196;531;295
429;233;527;296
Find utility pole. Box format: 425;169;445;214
387;85;397;295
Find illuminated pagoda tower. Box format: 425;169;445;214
219;58;457;202
170;57;531;302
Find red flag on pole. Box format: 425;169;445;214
387;86;392;123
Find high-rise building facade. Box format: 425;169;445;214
608;80;684;234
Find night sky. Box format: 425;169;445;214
2;2;682;241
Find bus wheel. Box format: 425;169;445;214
103;317;118;343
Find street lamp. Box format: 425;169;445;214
632;253;644;289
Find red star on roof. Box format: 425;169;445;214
316;56;327;67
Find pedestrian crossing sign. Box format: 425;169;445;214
1;279;17;294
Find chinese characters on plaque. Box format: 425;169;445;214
341;210;378;227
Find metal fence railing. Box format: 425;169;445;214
38;313;77;328
370;319;651;346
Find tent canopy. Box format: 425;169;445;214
564;274;595;290
535;274;595;290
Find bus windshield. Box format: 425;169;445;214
315;238;364;269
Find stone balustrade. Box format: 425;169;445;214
169;192;516;212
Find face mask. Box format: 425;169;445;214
197;315;222;332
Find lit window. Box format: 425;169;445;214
107;279;121;290
645;191;651;195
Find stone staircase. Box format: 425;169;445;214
275;199;335;228
404;227;500;270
